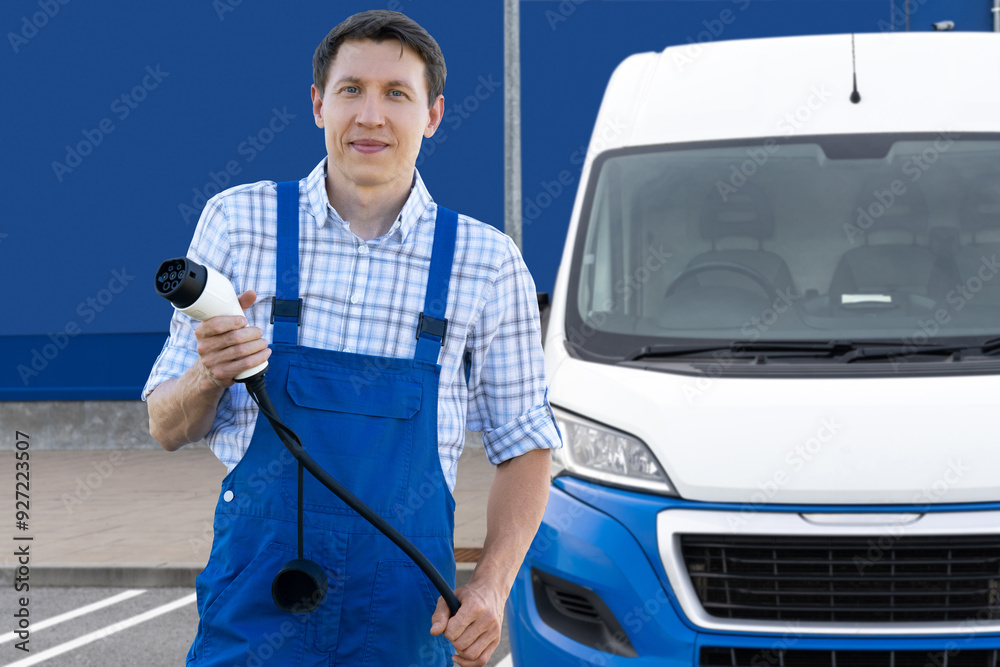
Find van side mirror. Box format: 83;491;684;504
537;293;551;348
537;292;551;313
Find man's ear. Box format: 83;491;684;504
424;94;445;138
311;84;324;128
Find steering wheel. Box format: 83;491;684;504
664;261;780;299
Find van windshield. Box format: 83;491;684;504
567;133;1000;362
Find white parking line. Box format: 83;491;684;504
495;653;513;667
0;590;146;644
3;592;196;667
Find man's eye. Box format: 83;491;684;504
344;86;359;94
390;90;404;97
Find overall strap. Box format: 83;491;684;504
272;180;301;345
414;206;458;363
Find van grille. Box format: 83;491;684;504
681;534;1000;622
700;647;1000;667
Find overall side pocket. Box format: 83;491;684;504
361;560;453;667
199;541;306;664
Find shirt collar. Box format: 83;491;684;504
302;156;434;243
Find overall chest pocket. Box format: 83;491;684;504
279;360;423;517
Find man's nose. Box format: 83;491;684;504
355;93;385;127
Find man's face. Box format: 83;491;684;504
311;39;443;196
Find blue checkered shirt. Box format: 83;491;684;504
143;157;560;491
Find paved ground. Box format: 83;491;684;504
0;582;512;666
0;432;510;664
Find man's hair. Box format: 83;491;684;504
313;10;446;107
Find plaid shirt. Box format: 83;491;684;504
143;157;560;491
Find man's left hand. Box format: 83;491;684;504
430;579;503;667
430;448;552;666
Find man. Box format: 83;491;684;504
143;10;559;667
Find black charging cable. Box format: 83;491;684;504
153;257;459;617
241;372;462;617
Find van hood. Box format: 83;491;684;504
550;357;1000;505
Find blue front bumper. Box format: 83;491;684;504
507;476;1000;666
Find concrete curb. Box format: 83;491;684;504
1;562;478;588
0;564;207;588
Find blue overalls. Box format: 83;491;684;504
187;181;458;666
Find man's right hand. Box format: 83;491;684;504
193;289;271;389
147;289;270;451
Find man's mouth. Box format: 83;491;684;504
350;139;388;154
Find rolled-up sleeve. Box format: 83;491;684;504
141;196;234;401
466;236;562;465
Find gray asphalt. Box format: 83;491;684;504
0;582;510;666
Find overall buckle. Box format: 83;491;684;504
270;297;303;325
416;312;447;346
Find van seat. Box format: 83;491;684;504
673;185;795;295
827;184;951;300
954;181;1000;305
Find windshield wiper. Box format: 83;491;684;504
622;337;1000;364
837;344;964;363
979;336;1000;355
625;340;857;361
839;336;1000;362
624;338;1000;363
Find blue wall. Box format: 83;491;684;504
1;0;503;398
2;0;991;399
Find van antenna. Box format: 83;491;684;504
850;33;861;104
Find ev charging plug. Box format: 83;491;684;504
153;257;268;382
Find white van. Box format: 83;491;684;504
508;32;1000;666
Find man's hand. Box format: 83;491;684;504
430;579;504;667
428;448;552;667
147;289;269;450
192;289;270;390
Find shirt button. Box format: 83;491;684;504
357;244;369;255
350;293;360;304
223;490;234;502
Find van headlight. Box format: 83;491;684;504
550;406;678;496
